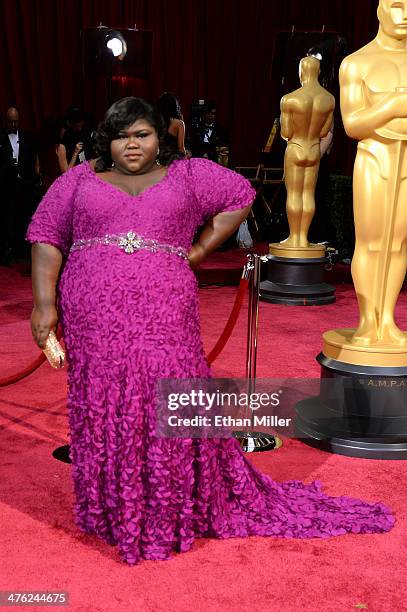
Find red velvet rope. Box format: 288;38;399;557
0;352;46;387
0;280;249;386
0;327;62;387
207;277;249;364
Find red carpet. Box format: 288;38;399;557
0;263;406;611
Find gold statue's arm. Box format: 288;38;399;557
339;57;407;141
280;96;293;141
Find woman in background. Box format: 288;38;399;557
157;92;186;155
56;107;93;173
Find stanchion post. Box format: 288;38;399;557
235;254;278;453
245;254;255;386
252;255;261;381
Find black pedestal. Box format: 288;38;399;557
52;444;71;464
259;255;335;305
295;353;407;459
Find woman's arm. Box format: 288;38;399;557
35;154;41;177
56;144;68;173
56;142;83;173
177;120;186;155
169;119;186;155
188;205;251;268
320;123;333;156
31;243;63;348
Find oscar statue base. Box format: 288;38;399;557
323;329;407;367
295;352;407;459
259;253;335;306
269;242;326;259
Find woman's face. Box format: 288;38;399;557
110;118;159;174
71;120;85;132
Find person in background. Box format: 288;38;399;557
0;106;41;263
157;92;186;155
38;115;66;190
56;107;93;173
190;105;228;162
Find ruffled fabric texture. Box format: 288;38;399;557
26;159;395;565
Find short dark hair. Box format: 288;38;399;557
94;97;184;171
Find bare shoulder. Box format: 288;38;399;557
171;118;185;127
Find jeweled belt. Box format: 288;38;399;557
69;231;189;259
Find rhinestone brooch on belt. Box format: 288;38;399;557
70;231;189;259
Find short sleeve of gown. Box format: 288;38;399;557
189;158;256;223
26;166;80;256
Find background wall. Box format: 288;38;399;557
0;0;379;171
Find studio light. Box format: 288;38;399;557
105;30;127;60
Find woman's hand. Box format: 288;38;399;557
74;142;83;155
31;304;58;349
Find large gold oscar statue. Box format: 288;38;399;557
324;0;407;366
270;56;335;259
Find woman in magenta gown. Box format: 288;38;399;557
27;98;394;566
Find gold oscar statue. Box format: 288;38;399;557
270;56;335;259
323;0;407;366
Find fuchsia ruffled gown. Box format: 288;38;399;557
27;158;394;565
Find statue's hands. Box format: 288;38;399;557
31;304;58;349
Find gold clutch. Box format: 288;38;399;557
43;330;65;369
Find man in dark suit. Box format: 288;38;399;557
190;106;228;162
0;107;41;263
